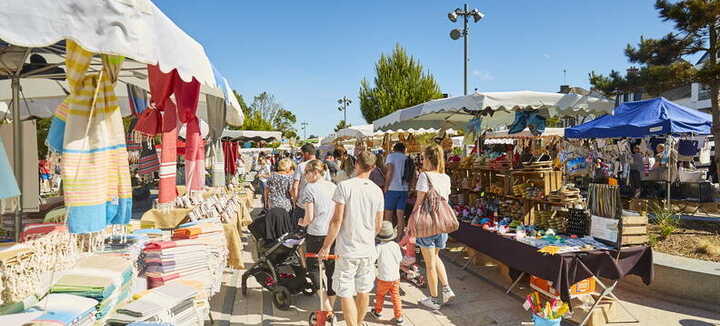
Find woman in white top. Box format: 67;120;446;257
410;144;455;311
298;160;338;315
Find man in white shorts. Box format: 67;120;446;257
318;151;384;326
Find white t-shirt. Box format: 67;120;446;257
376;241;402;282
299;180;337;236
294;159;331;205
385;152;408;191
416;172;451;200
332;177;384;259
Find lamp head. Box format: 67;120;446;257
450;29;463;40
447;11;458;22
471;9;485;23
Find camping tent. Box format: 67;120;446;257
373;90;614;131
565;97;712;138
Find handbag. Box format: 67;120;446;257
408;172;459;238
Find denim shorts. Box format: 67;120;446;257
416;233;448;249
384;191;408;211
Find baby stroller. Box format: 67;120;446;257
242;208;314;310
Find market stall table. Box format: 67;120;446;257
451;222;653;325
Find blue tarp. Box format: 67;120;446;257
565;97;712;138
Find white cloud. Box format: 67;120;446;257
543;53;551;59
472;69;495;81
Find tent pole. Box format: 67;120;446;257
11;77;23;241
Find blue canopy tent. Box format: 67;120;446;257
565;97;711;139
565;97;712;208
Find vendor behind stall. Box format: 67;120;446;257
630;145;645;197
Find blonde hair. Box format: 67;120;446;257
423;144;445;173
356;151;376;172
304;159;326;176
277;158;294;172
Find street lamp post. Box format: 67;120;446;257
448;4;485;95
337;96;352;126
301;122;309;139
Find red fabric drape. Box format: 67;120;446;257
148;65;201;203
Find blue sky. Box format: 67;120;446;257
155;1;675;137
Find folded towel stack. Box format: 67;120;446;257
106;282;203;326
143;240;211;290
145;222;227;295
25;293;99;326
50;255;135;320
103;234;150;274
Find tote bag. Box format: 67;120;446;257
408;173;459;238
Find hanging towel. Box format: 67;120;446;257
127;83;148;116
138;146;160;175
147;65;201;202
47;40;132;234
0;139;20;199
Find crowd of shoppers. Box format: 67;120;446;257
251;141;456;326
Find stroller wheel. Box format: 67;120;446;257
303;285;316;296
272;285;291;311
241;273;249;297
308;312;317;325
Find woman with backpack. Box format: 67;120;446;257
407;144;457;311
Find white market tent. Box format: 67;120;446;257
372;91;613;131
0;72;243;125
486;127;566;138
222;130;282;142
0;0;244;238
336;124;375;139
484;127;565;144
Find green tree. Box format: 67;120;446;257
590;0;720;175
274;108;298;138
359;43;442;123
233;90;250;118
334;120;351;132
231;91;298;138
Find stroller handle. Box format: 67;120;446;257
304;253;337;260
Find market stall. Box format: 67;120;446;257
565;97;713;208
374;90;652;325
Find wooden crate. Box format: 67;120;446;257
619;214;648;247
511;170;563;195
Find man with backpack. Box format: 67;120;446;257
383;142;413;235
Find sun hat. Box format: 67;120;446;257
377;221;396;241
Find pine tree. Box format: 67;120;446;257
359;43;443;123
590;0;720;175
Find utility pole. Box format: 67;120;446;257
448;4;485;95
337;96;352;126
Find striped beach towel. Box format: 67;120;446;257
47;40;132;234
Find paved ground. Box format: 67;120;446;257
208;198;720;326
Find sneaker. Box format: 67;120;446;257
393;317;405;325
442;287;456;305
369;309;381;319
419;297;440;310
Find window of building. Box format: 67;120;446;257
698;84;710;101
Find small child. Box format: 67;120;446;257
371;221;404;325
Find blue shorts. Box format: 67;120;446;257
416;233;448;249
384;191;408;211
